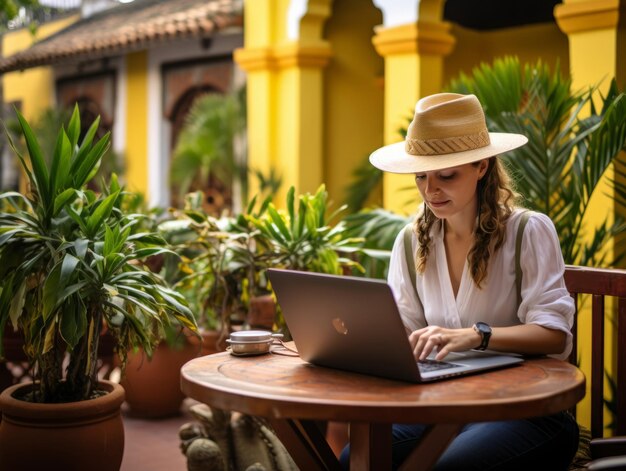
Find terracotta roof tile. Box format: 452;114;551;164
0;0;242;74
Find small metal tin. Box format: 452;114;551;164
226;330;283;356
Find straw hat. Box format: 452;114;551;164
369;93;528;174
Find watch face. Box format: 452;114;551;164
476;322;491;334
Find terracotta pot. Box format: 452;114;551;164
0;380;125;471
248;295;276;330
121;340;199;418
187;328;227;357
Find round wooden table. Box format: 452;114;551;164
181;349;585;471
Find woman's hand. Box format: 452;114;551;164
409;324;568;361
409;325;481;361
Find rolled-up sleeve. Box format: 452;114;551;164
518;212;575;360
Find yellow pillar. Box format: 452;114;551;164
125;51;149;197
554;0;624;434
555;0;623;93
372;20;455;214
234;0;332;206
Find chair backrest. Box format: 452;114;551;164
563;265;626;438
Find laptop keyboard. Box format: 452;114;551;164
417;359;459;372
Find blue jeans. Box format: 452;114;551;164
340;411;579;470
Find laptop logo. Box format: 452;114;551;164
332;317;348;335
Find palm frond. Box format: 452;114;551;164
448;57;626;266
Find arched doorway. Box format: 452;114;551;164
168;86;233;214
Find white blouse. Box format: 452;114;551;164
388;209;575;360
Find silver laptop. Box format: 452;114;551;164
267;268;524;383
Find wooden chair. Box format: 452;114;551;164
564;265;626;468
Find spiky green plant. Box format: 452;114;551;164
0;105;196;403
246;185;365;275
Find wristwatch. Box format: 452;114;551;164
473;322;492;350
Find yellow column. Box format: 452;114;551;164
125;51;149;197
554;0;623;434
555;0;622;93
234;0;332;206
372;20;455;214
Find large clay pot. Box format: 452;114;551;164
121;340;199;418
0;380;125;471
187;328;227;357
248;295;277;330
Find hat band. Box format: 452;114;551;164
405;129;490;156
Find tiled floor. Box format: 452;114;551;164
120;400;196;471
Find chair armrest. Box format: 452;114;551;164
587;456;626;471
590;437;626;459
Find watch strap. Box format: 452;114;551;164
474;322;492;350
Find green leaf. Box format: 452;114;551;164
103;225;116;257
66;204;89;234
53;189;77;217
116;294;159;317
60;301;85;349
48;129;71;202
286;186;295;232
267;205;291;242
73;238;89;259
72;131;110;188
86;191;120;238
70;115;100;174
8;278;26;330
158;288;193;318
67;104;81;151
16;109;49;205
42;255;79;321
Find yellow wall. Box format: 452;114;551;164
323;0;384;208
2;16;78;121
445;22;570;85
124;51;148;196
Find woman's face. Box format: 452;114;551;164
414;160;489;220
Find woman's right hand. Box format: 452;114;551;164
409;325;481;361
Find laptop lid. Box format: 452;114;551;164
267;268;523;383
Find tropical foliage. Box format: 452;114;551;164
449;56;626;266
170;88;248;210
0;106;196;403
162;185;367;337
170;87;284;214
247;185;365;274
0;0;38;31
4;106;124;193
158;192;260;333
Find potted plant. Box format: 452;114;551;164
98;193;202;419
0;105;197;470
160;191;259;348
242;184;366;336
163;185;361;342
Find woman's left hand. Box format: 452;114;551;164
408;325;481;361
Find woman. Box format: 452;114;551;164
342;93;579;470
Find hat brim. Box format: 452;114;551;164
369;132;528;174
